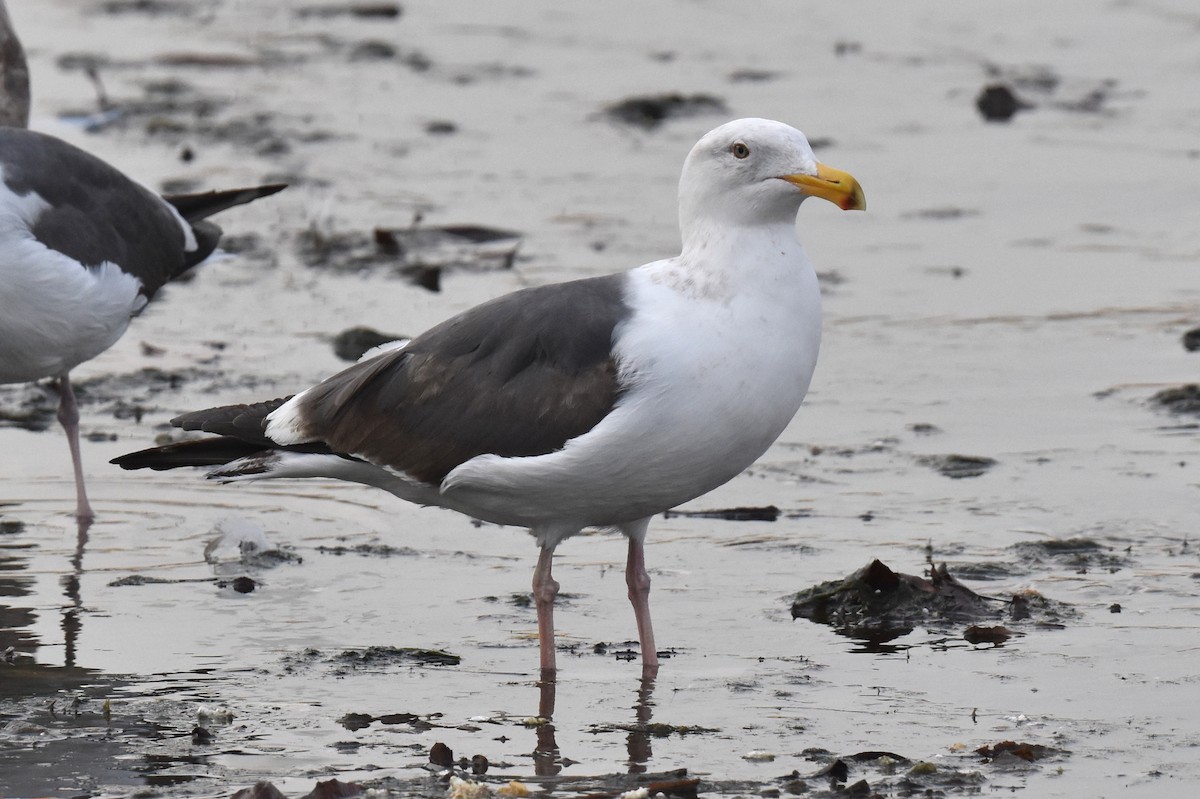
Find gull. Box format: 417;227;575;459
0;0;30;128
113;118;864;672
0;128;284;520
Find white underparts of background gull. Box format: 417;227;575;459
0;128;285;521
113;118;865;674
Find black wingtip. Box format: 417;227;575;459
110;450;168;471
111;436;269;471
163;183;288;222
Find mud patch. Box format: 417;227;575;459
282;645;463;674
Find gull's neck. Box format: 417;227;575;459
645;214;809;303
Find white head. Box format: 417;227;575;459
677;118;864;241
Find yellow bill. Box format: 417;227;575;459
781;163;866;211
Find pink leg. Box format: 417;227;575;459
533;545;560;674
623;519;658;668
56;374;94;522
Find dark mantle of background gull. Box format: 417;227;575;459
1;2;1198;798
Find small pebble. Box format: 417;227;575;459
430;741;454;766
976;83;1024;122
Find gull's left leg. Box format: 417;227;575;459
532;542;561;674
56;373;94;522
619;517;657;668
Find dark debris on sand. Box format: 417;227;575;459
231;778;364;799
1182;328;1200;352
98;0;201;16
0;383;59;431
976;83;1029;122
730;749;994;799
790;560;1072;645
281;645;462;675
588;720;718;737
360;768;701;799
338;711;428;731
315;541;421;557
54;53;338;159
1007;536;1130;573
916;453;997;479
297;223;521;291
294;2;402;19
603;93;728;130
107;573;213;587
975;740;1062;763
1150;384;1200;416
0;367;222;431
664;505;782;522
975;64;1120;123
331;645;462;668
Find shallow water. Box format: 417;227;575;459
2;1;1199;797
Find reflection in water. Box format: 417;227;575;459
0;513;39;657
532;671;560;776
626;666;658;773
61;515;91;668
0;512;90;668
0;511;95;701
532;664;660;776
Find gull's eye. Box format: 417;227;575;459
731;141;750;159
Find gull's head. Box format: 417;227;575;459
678;118;865;235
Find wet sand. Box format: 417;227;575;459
2;1;1199;796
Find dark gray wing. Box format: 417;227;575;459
0;130;282;297
0;129;188;296
294;273;631;484
0;129;191;296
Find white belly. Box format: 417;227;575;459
0;236;144;383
